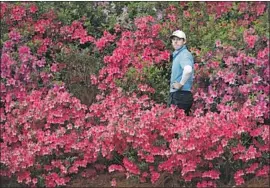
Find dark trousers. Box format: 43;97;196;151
167;90;193;116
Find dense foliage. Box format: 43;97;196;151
0;2;269;187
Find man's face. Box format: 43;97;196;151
171;36;186;50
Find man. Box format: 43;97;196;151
168;30;194;115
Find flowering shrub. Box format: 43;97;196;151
1;2;99;187
193;42;269;118
88;89;269;187
88;2;269;187
1;1;269;187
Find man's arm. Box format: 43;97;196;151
180;65;192;85
172;65;192;89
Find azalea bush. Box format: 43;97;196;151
0;1;269;188
0;2;100;187
35;1;168;38
90;91;269;187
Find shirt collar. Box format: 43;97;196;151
173;45;186;56
173;45;186;54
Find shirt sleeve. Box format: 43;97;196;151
179;53;193;68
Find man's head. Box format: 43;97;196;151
170;30;186;50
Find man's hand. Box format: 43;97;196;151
172;82;183;90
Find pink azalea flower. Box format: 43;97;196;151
50;63;58;72
29;4;38;13
111;178;117;187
